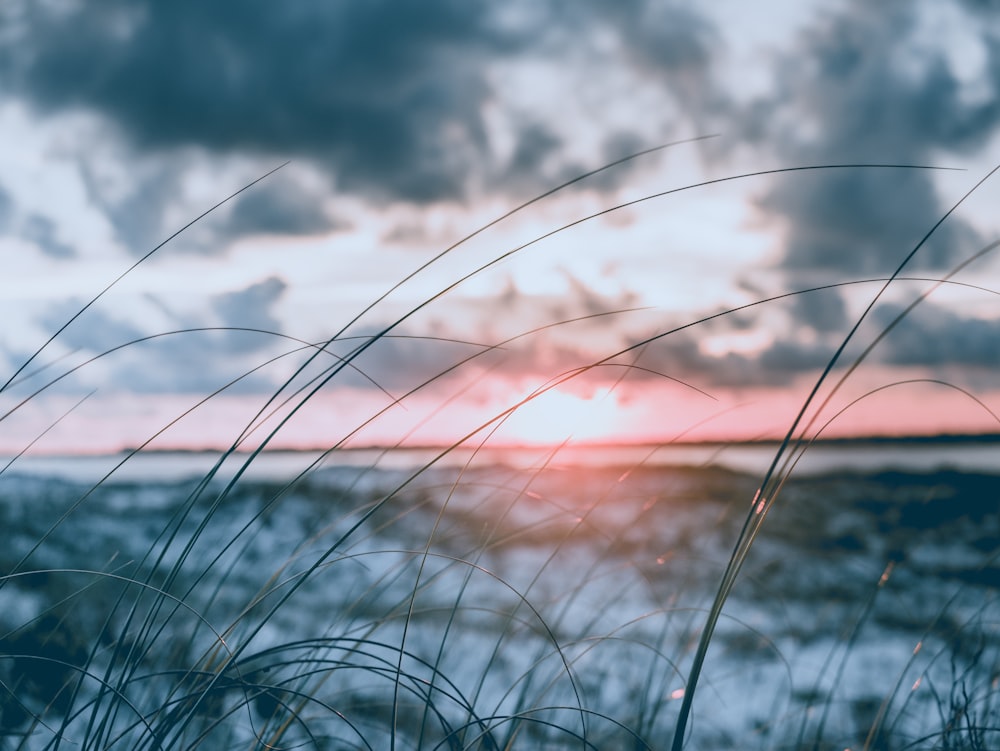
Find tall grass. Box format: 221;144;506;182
1;144;999;749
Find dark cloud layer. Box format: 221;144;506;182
224;177;345;238
5;0;718;206
759;169;977;276
875;301;1000;369
743;1;1000;330
8;1;497;202
628;331;824;390
787;286;848;333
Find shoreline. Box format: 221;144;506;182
3;436;998;484
7;430;1000;460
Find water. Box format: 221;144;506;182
5;437;998;483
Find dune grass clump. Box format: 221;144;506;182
1;145;999;749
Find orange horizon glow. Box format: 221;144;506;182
4;373;1000;457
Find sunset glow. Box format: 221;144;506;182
493;386;626;446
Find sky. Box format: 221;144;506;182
2;0;1000;453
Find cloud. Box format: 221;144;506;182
0;185;12;231
756;338;836;376
338;331;493;393
744;1;998;278
23;214;75;258
223;175;346;239
759;169;981;275
874;301;1000;369
211;276;288;348
33;279;297;395
5;1;522;203
0;188;78;259
784;285;848;333
618;320;849;391
80;157;189;255
5;0;721;206
335;274;641;392
49;274;290;358
499;122;566;190
613;2;716;74
41;301;145;354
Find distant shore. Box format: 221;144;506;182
94;431;1000;457
4;435;999;484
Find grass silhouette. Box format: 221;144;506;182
2;143;999;749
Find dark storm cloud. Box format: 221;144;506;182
6;1;504;203
620;332;752;389
5;0;720;205
744;0;999;316
759;169;980;275
787;280;849;333
756;338;835;375
500;122;565;190
623;325;841;390
224;177;345;238
874;301;1000;368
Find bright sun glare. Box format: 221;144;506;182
496;386;623;445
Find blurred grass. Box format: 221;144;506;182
2;151;1000;749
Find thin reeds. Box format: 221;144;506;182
2;145;999;749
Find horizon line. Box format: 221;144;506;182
8;430;1000;459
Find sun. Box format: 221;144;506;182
495;385;624;446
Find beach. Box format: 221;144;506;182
2;443;997;748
